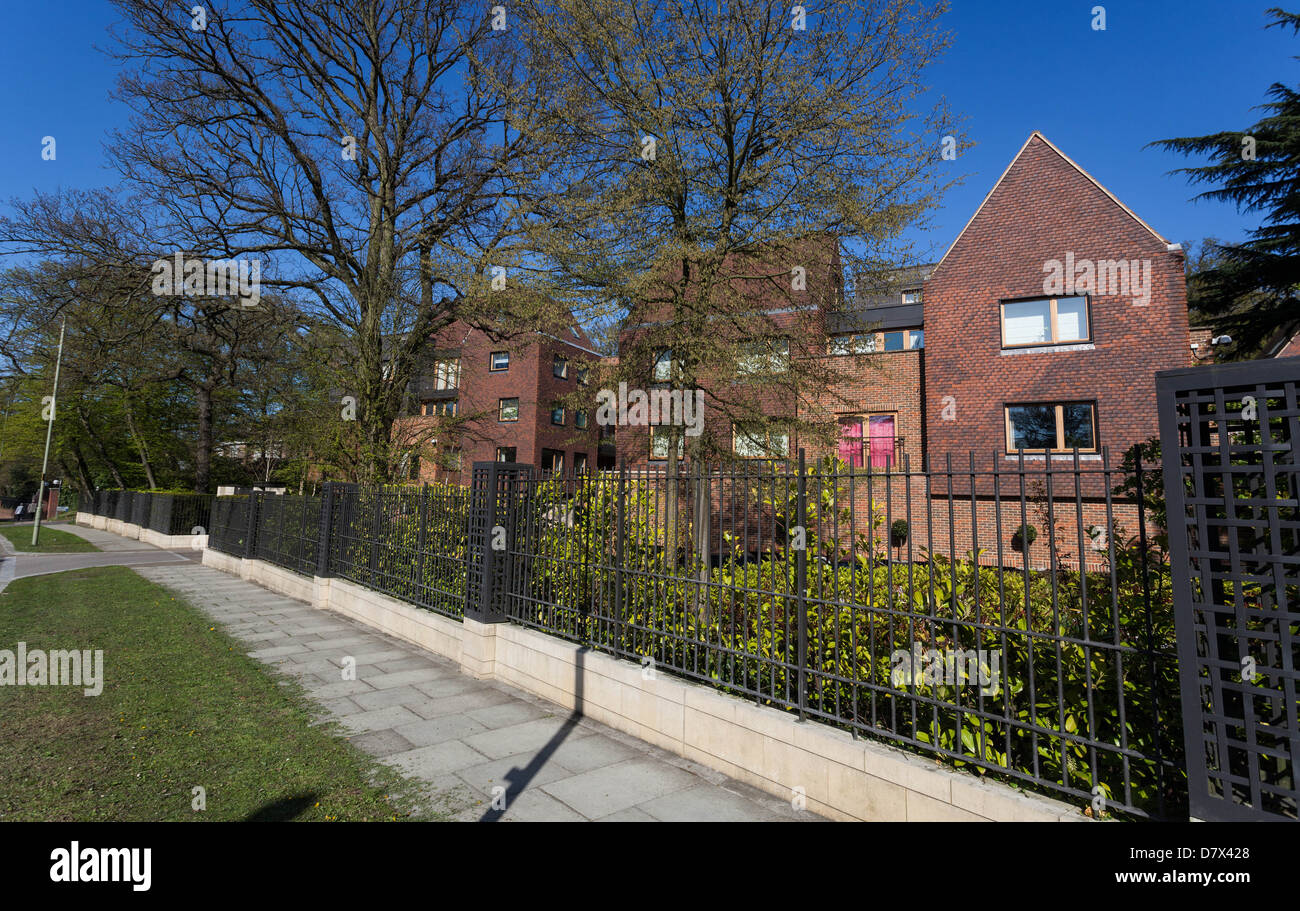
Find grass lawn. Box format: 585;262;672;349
0;525;99;553
0;566;437;821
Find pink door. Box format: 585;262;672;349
867;415;895;469
838;418;863;467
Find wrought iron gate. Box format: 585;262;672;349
1157;357;1299;821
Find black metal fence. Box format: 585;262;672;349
204;485;472;620
494;453;1181;820
324;484;472;619
209;495;251;554
83;490;214;538
1158;358;1299;822
253;493;321;576
87;452;1186;820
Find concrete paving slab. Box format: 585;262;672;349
24;529;822;822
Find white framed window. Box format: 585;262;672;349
733;425;790;459
649;425;684;461
737;338;789;375
652;349;674;382
433;357;461;390
1001;297;1090;348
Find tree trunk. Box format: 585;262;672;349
68;442;95;499
195;384;213;493
124;399;158;489
77;405;127;488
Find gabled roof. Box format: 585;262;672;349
933;131;1172;272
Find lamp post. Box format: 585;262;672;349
32;317;66;547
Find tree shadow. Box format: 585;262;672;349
244;792;321;821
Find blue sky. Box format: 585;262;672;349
0;0;1293;260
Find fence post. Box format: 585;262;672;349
615;462;627;653
244;490;260;559
415;483;429;596
796;448;808;721
368;487;384;583
316;482;334;578
466;460;531;624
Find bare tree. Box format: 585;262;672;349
106;0;560;482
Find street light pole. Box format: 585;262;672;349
32;317;66;547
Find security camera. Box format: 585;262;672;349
1211;335;1233;345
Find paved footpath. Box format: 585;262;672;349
40;523;807;822
0;522;197;593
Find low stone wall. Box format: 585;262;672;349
139;528;208;550
78;514;206;550
175;542;1081;822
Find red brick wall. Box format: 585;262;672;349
923;134;1189;489
804;348;926;469
393;321;600;483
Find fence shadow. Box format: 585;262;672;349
479;645;587;822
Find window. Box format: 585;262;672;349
652;349;674;382
649;425;684;461
575;410;588;429
829;330;921;355
433;357;461;390
1005;402;1097;453
490;351;510;371
576;365;590;386
406;454;421;481
1001;296;1090;348
901;289;922;305
541;448;565;473
423;399;457;417
738;338;789;375
553;354;568;379
551;406;566;426
836;416;896;468
733;425;790;459
573;452;589;472
496;446;517;462
498;398;519;422
829;333;876;355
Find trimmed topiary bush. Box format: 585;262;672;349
1011;523;1037;552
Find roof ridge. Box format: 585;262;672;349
931;132;1171;274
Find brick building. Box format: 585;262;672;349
923;131;1191;476
613;132;1200;569
395;318;603;482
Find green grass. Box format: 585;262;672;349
0;566;438;821
0;525;99;553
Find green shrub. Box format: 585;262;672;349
1011;523;1037;552
890;519;909;547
